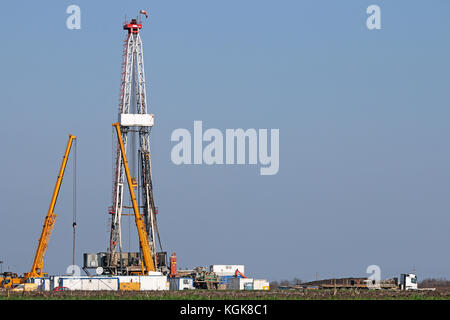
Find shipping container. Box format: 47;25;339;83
30;278;51;291
218;275;242;284
227;278;254;290
253;279;270;291
50;276;60;291
120;282;141;291
117;276;140;284
169;277;194;290
59;276;120;291
139;275;168;291
48;274;167;291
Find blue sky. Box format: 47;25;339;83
0;0;450;282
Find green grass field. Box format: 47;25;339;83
1;289;449;300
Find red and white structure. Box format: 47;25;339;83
108;17;162;273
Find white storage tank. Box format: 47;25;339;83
210;265;245;276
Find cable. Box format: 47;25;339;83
72;138;77;267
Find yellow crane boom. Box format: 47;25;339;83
23;134;76;280
113;123;155;274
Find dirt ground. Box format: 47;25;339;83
1;287;450;300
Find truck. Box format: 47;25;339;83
400;274;418;290
0;273;21;289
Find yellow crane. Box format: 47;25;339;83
112;123;155;274
23;134;76;280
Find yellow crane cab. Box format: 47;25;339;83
0;273;21;289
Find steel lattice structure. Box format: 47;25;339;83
108;18;162;274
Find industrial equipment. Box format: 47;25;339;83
112;123;155;275
102;16;165;275
170;252;177;277
235;269;247;278
23;135;76;280
0;272;21;289
119;282;141;291
169;277;194;291
192;267;219;290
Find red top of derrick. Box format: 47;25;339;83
123;19;142;34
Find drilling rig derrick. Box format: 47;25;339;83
83;16;167;276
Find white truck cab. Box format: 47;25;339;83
400;273;418;290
